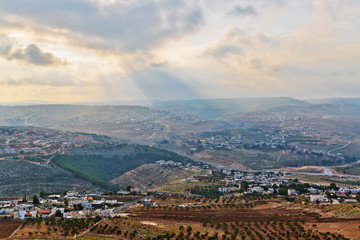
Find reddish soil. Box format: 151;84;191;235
125;207;318;222
305;221;360;240
0;220;22;239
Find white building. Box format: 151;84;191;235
309;187;319;194
345;199;358;204
310;195;328;202
253;187;264;194
288;189;297;196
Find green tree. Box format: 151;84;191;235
33;195;40;205
55;210;63;218
40;191;46;198
74;203;83;210
187;226;192;235
22;193;27;203
329;183;339;191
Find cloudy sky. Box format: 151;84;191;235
0;0;359;103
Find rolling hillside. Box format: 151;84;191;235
113;163;190;191
154;97;310;119
53;143;197;191
0;104;232;142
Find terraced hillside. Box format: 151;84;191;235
0;160;99;197
113;163;190;191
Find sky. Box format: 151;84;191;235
0;0;359;103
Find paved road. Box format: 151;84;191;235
297;171;360;179
327;141;352;156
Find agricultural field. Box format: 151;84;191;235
118;195;360;240
13;194;359;239
2;194;360;239
0;220;22;239
10;217;102;239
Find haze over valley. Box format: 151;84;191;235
1;0;360;239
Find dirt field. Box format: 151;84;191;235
10;218;101;239
0;220;22;239
125;203;319;223
305;221;360;240
123;200;360;240
2;198;360;239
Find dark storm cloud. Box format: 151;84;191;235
0;34;67;66
0;0;203;53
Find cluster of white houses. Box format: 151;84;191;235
306;187;360;204
209;169;360;204
0;192;155;220
216;171;285;194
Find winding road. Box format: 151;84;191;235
327;141;352;156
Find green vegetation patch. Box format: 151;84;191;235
53;143;196;190
335;164;360;176
285;135;319;143
189;185;223;198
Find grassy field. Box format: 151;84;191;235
285;136;319;143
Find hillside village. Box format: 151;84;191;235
1;159;359;222
0;127;95;157
171;127;348;159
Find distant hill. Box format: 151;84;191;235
0;104;232;142
1;98;360;144
153;97;310;119
225;98;360;124
263;102;360;118
307;97;360;105
0;105;167;127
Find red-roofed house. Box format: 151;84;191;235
39;209;52;218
